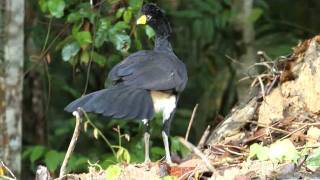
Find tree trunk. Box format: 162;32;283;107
232;0;257;102
0;0;24;177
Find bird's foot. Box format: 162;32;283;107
144;158;151;164
165;159;177;166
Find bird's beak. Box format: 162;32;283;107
136;15;147;25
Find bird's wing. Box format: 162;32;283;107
108;50;187;92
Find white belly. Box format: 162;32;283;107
150;91;176;119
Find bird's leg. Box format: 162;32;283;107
162;118;172;164
143;119;151;163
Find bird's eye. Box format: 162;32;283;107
146;15;152;21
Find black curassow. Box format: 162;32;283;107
65;3;188;164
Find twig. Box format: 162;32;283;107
257;75;266;99
224;148;246;156
178;138;217;173
197;125;210;148
185;104;198;141
0;161;16;179
247;120;289;134
59;108;83;177
280;124;308;141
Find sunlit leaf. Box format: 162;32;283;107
163;175;178;180
48;0;65;18
105;165;122;180
145;25;155;39
123;10;132;24
269;139;299;163
122;149;131;163
0;166;4;176
307;148;320;169
61;42;80;61
74;31;92;46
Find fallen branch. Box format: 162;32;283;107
178;137;217;174
206;98;258;145
59;108;83;178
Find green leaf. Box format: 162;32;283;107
269;139;299;163
248;8;263;23
129;0;143;10
48;0;65;18
74;31;92;46
44;150;64;172
122;149;131;163
109;21;130;34
123;10;132;24
163;176;178;180
105;165;122;180
39;0;48;12
67;6;97;23
30;146;45;163
67;12;82;23
92;52;107;66
248;143;269;161
116;8;125;18
110;34;131;52
145;25;155;39
307;148;320;170
62;42;80;61
94;18;111;48
80;50;90;64
151;147;165;158
257;146;269;161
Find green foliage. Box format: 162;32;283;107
248;139;300;163
170;137;191;158
162;175;178;180
48;0;66;18
24;0;320;176
62;42;80;61
105;165;122;180
306;148;320;169
248;143;269;161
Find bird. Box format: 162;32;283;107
64;3;188;164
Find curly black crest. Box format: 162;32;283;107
141;3;164;19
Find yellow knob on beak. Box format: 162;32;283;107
136;15;147;25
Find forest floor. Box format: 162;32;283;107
33;36;320;180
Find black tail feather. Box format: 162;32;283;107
64;84;154;120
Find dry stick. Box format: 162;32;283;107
178;137;216;173
0;161;16;179
280;124;308;141
59;109;82;178
185;104;199;141
197;125;211;148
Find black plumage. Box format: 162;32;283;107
64;3;188;164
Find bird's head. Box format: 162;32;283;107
136;3;171;37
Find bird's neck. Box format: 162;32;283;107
154;35;172;52
152;19;173;52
